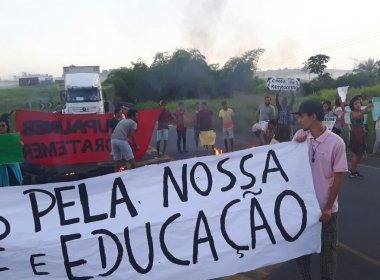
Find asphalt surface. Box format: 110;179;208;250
141;126;380;280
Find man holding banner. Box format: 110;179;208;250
292;100;348;280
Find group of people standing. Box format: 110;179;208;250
0;94;378;280
107;99;233;170
320;95;374;178
255;92;376;179
108;93;375;177
255;94;374;280
155;99;235;157
115;95;374;280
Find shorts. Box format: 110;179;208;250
111;139;134;161
157;129;169;141
199;130;216;146
222;127;234;139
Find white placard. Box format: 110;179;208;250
337;86;349;102
267;78;300;91
323;117;337;131
372;97;380;120
0;142;321;279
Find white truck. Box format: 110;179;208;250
61;65;105;114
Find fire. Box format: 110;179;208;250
118;166;125;172
213;147;223;155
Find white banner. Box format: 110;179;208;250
267;77;300;91
0;142;321;280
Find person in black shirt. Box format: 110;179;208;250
109;107;124;134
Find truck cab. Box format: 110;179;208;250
62;66;105;114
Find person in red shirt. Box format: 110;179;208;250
197;102;215;150
173;101;188;153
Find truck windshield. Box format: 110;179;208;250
66;88;101;102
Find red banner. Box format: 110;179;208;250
15;109;160;166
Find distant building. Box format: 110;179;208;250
19;77;39;87
54;78;64;84
100;69;110;82
39;76;54;85
16;73;54;87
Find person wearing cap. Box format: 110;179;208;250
292;100;348;280
156;100;172;157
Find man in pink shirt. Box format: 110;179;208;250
292;100;348;280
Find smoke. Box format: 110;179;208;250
259;38;301;70
180;0;263;67
181;0;228;63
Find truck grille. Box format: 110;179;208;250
71;106;99;113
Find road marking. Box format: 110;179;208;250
339;242;380;267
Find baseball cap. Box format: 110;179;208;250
292;100;324;120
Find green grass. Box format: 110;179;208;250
0;84;62;113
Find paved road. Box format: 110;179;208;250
142;126;380;280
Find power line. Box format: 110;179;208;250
299;27;380;57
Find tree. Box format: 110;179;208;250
221;48;265;92
306;54;330;77
301;61;311;80
163;48;215;99
103;48;266;102
353;58;379;73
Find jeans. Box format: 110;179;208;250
177;130;187;152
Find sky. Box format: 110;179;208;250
1;0;380;79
